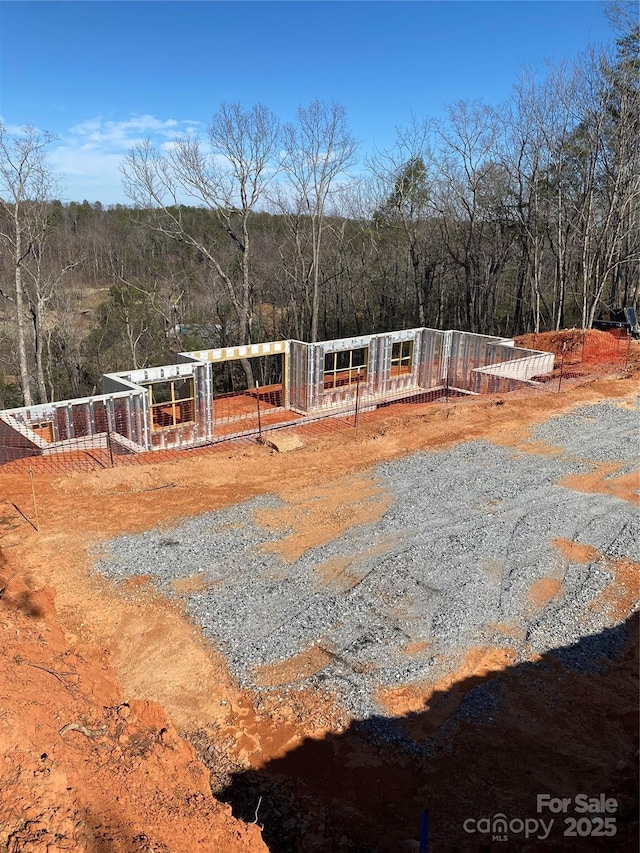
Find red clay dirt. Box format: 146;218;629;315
515;327;633;364
0;334;638;851
0;568;266;853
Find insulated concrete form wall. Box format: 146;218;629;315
178;341;288;420
296;328;430;415
310;333;372;412
446;332;511;394
0;390;148;462
438;333;554;395
0;327;555;461
369;328;423;396
287;341;311;412
293;328;498;414
475;345;555;389
105;361;214;450
418;329;449;390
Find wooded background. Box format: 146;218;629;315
1;14;638;407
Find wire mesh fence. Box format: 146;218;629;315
0;374;552;476
0;326;630;477
522;327;633;368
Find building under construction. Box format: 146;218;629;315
0;327;554;465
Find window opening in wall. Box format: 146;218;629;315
323;347;368;389
391;340;414;376
146;377;196;430
31;420;54;442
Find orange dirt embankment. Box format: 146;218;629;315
515;327;633;361
0;563;267;852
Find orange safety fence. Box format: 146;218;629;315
515;328;633;366
0;383;539;476
1;332;632;477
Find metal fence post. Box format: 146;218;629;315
624;330;631;369
420;809;429;852
256;382;262;440
354;367;361;438
29;467;40;532
106;426;115;467
557;341;567;393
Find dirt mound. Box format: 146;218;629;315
0;567;267;853
515;327;632;365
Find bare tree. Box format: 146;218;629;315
501;72;556;334
279;100;357;342
433;101;508;332
23;222;81;402
0;123;60;405
122;102;279;385
267;183;314;339
367;119;438;325
581;37;639;326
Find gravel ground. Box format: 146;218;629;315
93;399;639;722
528;399;639;469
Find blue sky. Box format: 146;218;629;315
0;1;614;204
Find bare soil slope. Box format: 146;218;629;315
0;564;267;853
0;335;637;851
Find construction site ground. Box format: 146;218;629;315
0;330;638;852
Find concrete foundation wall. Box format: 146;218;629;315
0;390;149;458
0;327;555;459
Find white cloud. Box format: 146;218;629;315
49;146;123;178
47;146;125;204
0;118;38;136
47;113;203;203
68;114;183;148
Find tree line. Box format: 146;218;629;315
0;11;638;406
